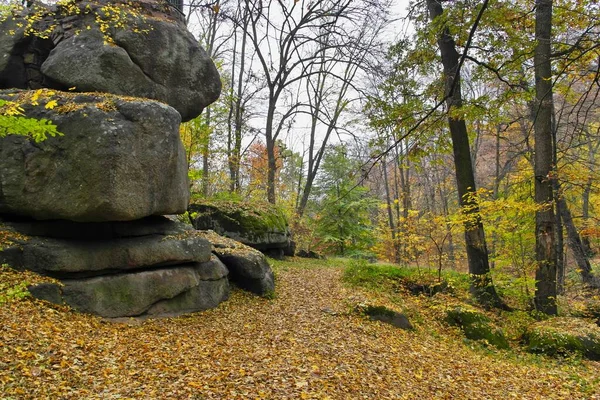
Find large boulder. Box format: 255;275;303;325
0;218;213;276
446;306;509;349
525;317;600;360
1;219;231;318
2;232;212;277
3;215;192;240
0;0;220;121
190;201;293;257
0;90;189;222
196;230;275;296
0;16;29;89
38;261;229;318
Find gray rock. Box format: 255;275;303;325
0;17;27;88
0;0;221;121
190;202;292;253
27;283;64;305
2;215;192;240
145;278;229;317
110;18;221;121
446;307;509;349
2;219;232;318
526;318;600;360
296;249;324;259
61;266;200;318
18;234;211;276
359;304;413;331
0;91;189;222
195;255;230;281
196;230;275;296
41;28;158;94
59;263;230;318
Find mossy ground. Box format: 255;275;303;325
339;258;600;356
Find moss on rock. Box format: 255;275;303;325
446;306;509;349
525;317;600;360
189;201;291;251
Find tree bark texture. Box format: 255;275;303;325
533;0;557;315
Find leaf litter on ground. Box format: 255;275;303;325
1;259;599;399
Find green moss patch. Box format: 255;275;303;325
525;317;600;360
189;201;289;242
446;306;509;349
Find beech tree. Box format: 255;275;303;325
532;0;557;314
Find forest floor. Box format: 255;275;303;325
1;258;600;399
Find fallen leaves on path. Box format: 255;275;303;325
1;262;599;399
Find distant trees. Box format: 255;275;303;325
181;0;391;205
238;0;390;204
314;145;377;256
175;0;600;312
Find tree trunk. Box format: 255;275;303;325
229;3;249;193
555;194;565;293
552;100;564;294
559;197;598;287
202;106;211;197
427;0;505;309
582;176;593;255
533;0;557;315
226;27;237;193
382;157;400;263
266;100;277;204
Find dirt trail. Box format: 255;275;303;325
1;265;599;399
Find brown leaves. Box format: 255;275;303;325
0;261;599;398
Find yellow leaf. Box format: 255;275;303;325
45;100;58;110
31;89;42;106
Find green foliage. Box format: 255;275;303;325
0;1;18;20
0;99;62;142
462;186;540;309
0;264;30;304
314;145;378;256
343;259;471;295
210;190;244;203
343;259;413;288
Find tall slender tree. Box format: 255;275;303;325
426;0;505;308
533;0;557;315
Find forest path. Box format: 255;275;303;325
1;263;598;399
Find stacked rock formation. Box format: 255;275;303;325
0;0;274;318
